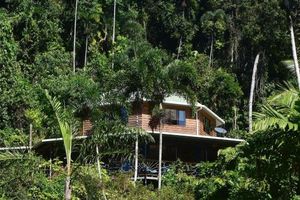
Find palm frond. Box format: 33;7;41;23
45;90;73;165
268;84;298;108
281;60;296;75
253;86;300;132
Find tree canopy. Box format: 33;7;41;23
1;0;300;199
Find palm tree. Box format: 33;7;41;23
45;90;75;200
284;0;300;89
253;84;299;132
200;9;226;67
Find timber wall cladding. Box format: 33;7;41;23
82;102;217;136
139;102;216;136
82;119;93;135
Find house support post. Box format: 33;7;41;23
134;137;138;182
49;157;52;179
196;112;199;135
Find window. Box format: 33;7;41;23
120;107;128;124
164;109;186;126
204;117;211;133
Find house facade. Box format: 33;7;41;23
124;95;243;164
33;95;243;182
128;95;224;137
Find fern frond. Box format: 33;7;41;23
0;151;23;161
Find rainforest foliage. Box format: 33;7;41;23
1;0;300;199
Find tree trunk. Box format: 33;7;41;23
209;34;214;67
176;10;185;60
49;158;52;179
158;103;163;189
158;129;162;189
249;53;260;133
65;155;72;200
143;20;147;40
73;0;79;74
84;35;88;70
176;36;182;59
96;145;102;180
233;106;237;130
112;0;116;44
134;137;138;182
29;123;32;151
65;175;72;200
230;39;234;68
96;145;107;200
290;17;300;89
111;0;117;69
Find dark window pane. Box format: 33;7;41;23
164;109;186;126
165;109;177;125
204;117;211;133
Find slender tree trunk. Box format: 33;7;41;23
96;146;102;180
111;0;117;69
84;35;88;70
249;53;260;133
49;158;52;179
176;10;185;60
112;0;116;44
158;128;162;189
176;36;182;59
230;39;234;68
134;137;138;182
209;34;214;67
143;20;147;40
290;16;300;89
65;176;71;200
229;12;234;69
233;106;237;130
65;161;72;200
158;103;163;189
96;145;107;200
29;123;32;151
73;0;79;74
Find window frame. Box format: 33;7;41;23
164;108;186;126
204;117;211;134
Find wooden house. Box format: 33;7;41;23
34;95;243;182
81;95;243;163
126;95;243;163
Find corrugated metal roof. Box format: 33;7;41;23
164;95;189;105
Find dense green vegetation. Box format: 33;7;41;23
1;0;300;199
